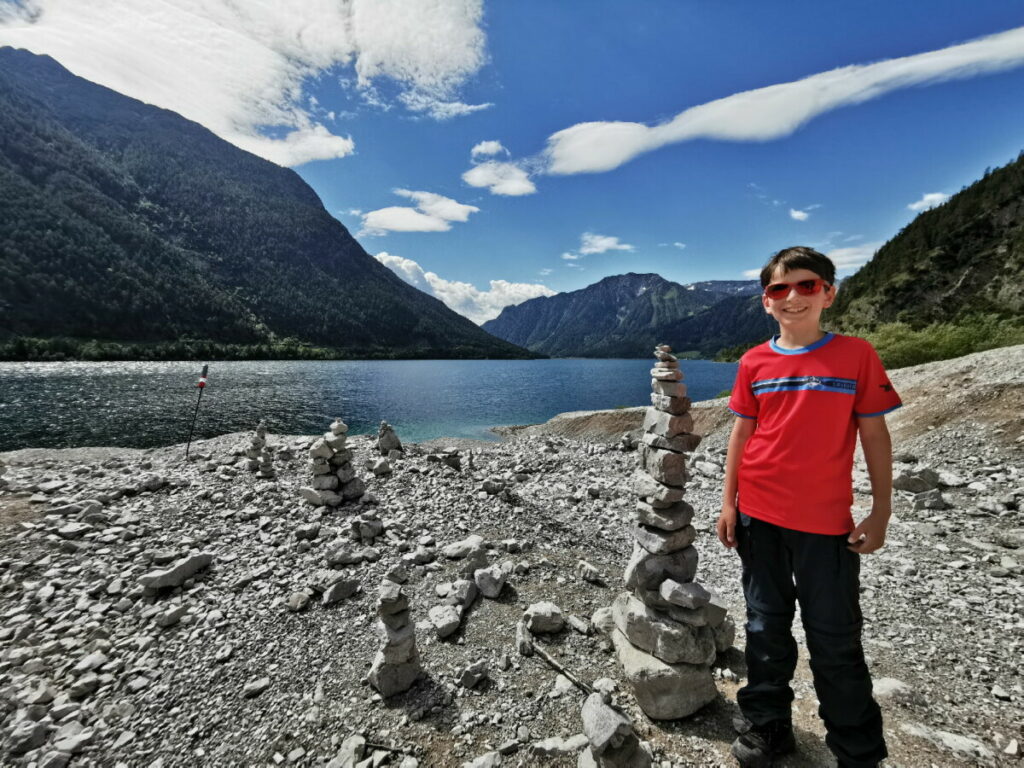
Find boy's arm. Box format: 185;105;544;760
848;414;894;554
717;416;756;548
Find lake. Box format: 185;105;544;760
0;358;738;451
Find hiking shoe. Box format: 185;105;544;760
730;720;796;767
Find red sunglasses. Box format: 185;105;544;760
763;278;831;299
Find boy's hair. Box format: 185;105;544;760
759;246;836;287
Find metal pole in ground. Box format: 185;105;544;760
185;364;209;460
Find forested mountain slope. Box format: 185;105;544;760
0;47;534;360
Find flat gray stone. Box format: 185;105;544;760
643;408;694;438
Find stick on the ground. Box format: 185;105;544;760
365;741;415;756
529;643;593;695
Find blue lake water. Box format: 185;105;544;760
0;359;738;451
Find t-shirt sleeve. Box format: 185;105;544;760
854;342;902;417
728;358;758;420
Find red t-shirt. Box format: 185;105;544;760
727;332;902;535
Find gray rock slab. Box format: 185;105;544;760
632;471;684;500
633;523;696;554
524;601;564;634
635;500;694;531
611;593;715;665
139;552;214;591
609;627;717;720
623;542;698;591
642;408;694;438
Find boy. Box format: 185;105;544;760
716;246;901;768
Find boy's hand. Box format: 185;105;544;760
717;505;738;549
847;509;890;554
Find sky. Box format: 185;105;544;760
2;1;1023;323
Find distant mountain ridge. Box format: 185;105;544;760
0;47;534;360
482;273;767;357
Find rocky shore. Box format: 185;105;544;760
0;345;1021;767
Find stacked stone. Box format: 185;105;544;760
300;418;366;507
368;580;422;697
242;422;276;478
598;343;732;721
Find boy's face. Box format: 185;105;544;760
762;266;836;331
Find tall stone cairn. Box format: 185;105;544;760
595;343;733;721
299;418;366;507
368;580;422;697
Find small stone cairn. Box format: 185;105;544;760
578;691;653;767
300;418;366;507
242;422;276;479
377;420;403;458
368;579;422;697
594;343;734;720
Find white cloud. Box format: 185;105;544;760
539;268;553;276
827;242;884;274
361;207;452;234
579;232;635;255
742;241;882;280
0;0;488;166
471;140;508;158
361;189;479;235
540;26;1024;175
673;242;687;250
561;252;581;260
789;208;810;221
395;189;479;222
907;192;950;212
374;252;555;323
462;161;537;196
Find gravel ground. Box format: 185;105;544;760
0;345;1021;768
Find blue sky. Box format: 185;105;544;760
2;1;1023;322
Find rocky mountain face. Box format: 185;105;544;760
0;47;533;360
481;274;764;358
830;151;1024;331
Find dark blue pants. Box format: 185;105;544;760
735;512;887;767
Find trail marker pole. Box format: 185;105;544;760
185;364;208;461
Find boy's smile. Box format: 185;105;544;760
762;266;836;346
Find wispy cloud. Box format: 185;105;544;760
539;26;1024;175
561;252;581;261
907;192;950;211
0;0;489;166
742;241;883;280
361;189;479;235
374;252;555;323
789;208;810;221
